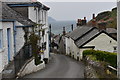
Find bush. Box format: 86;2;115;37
83;50;117;68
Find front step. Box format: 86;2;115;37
2;61;15;79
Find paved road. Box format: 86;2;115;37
23;53;85;78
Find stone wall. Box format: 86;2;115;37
17;57;45;78
84;57;117;78
0;73;2;80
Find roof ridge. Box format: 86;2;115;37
79;30;117;48
75;27;97;41
2;3;35;26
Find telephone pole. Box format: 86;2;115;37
117;1;120;78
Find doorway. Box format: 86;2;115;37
7;28;11;62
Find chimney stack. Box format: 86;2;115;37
63;27;66;35
83;17;87;25
77;17;87;27
71;24;73;31
93;14;95;19
77;19;82;26
84;17;86;20
92;14;96;27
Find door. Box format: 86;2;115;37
7;28;11;62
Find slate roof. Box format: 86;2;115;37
106;28;117;34
2;3;35;26
6;2;50;10
75;28;99;48
66;26;97;41
66;26;117;48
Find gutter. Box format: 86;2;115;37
16;25;33;28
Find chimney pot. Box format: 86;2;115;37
63;27;66;35
84;17;86;20
93;14;95;19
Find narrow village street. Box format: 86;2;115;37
23;53;85;78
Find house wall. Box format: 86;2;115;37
79;48;93;59
42;28;49;60
59;36;66;54
29;7;49;60
40;10;49;60
28;7;38;23
0;22;3;73
0;22;14;73
26;6;50;60
65;37;81;60
16;27;25;53
17;58;45;77
66;33;117;61
65;37;70;55
84;33;117;53
65;37;71;55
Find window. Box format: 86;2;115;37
113;46;117;53
0;30;3;48
114;47;117;50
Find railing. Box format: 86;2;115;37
107;65;117;75
14;44;33;77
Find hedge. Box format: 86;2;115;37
83;50;117;68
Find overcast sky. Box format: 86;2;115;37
42;2;116;21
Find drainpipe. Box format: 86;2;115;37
13;21;17;55
49;24;51;52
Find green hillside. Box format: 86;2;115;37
88;7;117;29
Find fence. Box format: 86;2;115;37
14;44;33;77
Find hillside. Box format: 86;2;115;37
87;7;117;29
48;16;56;22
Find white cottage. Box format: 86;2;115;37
0;2;35;75
65;26;117;61
0;1;50;76
6;2;50;62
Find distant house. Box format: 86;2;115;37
0;1;50;75
58;36;66;54
65;26;117;61
55;27;66;54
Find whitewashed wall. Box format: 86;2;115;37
0;22;3;74
16;27;25;53
0;22;14;73
29;6;50;60
44;29;49;59
28;7;38;23
15;21;25;53
84;33;117;53
65;32;117;61
65;37;81;60
65;37;70;55
38;9;49;60
18;58;45;77
79;48;93;59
